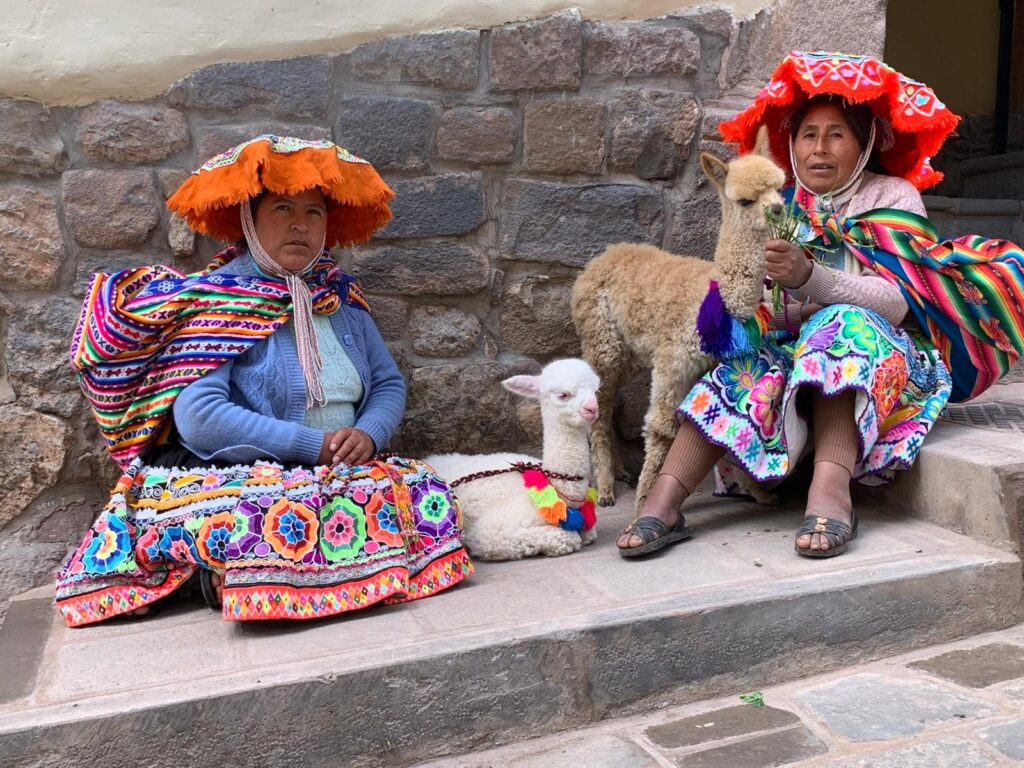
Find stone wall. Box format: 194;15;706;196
0;1;887;615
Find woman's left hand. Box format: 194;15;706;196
765;239;814;289
329;427;375;466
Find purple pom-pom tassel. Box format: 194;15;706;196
697;280;731;357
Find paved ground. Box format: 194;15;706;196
422;623;1024;767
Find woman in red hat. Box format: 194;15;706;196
58;136;472;625
619;52;1023;559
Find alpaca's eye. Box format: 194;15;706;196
737;198;755;207
556;391;572;401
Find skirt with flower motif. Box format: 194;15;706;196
678;304;953;487
55;456;472;627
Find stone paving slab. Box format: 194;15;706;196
909;643;1024;688
423;624;1024;768
2;490;1022;767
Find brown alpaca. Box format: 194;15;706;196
571;127;786;510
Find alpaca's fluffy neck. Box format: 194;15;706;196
710;213;766;319
541;418;592;502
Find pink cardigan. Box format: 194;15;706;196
772;172;924;330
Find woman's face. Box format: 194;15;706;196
793;102;863;195
253;189;328;271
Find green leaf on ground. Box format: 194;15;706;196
739;691;765;708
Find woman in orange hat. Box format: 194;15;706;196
57;136;472;626
617;52;1019;560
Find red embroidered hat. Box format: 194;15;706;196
719;51;960;190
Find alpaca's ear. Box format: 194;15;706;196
700;152;728;188
502;375;542;400
753;124;772;159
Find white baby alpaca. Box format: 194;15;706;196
425;359;600;561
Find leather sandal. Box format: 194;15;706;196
794;511;858;558
617;514;691;558
198;569;223;610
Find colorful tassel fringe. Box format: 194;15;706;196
696;280;771;361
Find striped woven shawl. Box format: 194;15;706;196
70;246;369;467
801;206;1024;402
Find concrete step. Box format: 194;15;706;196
924;195;1024;242
867;380;1024;555
1;487;1021;767
961;151;1024;200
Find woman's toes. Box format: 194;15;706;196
796;533;811;549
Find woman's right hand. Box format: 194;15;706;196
765;239;814;289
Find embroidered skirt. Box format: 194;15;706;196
56;456;472;627
678;304;953;486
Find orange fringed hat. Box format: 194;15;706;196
720;51;960;191
167;135;394;246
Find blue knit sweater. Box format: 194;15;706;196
173;254;405;465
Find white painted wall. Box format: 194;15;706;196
3;1;766;106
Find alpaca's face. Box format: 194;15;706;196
503;360;601;430
720;155;786;231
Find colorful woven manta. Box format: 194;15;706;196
521;469;597;532
69;246;369;466
796;190;1024;402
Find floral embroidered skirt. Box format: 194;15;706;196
678;304;953;487
56;456;472;627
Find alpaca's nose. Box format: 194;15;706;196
580;397;599;423
768;202;783;216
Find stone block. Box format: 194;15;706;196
174;55;331;118
523;99;605;175
0;98;68;176
436;107;516;164
0;184;65;289
167;216;195;259
409;306;481;357
73;101;190;164
336;97;433;172
402;361;515;454
352;243;489;296
157;169;189;198
63;170;160;249
674;726;827;768
500;180;663;267
665;184;720;259
351;30;479;89
0;405;70;530
909;642;1024;687
5;298;83;418
666;5;734;40
376;175;484;239
610;89;701;180
471;734;660;767
365;295;408;341
0;598;52;704
645;704;799;749
797;673;997;741
516;400;543;446
500;277;580;356
192;123;332;164
826;738;996;768
490;11;582;91
615;370;649;442
583;22;699;78
981;718;1024;760
720;0;886;93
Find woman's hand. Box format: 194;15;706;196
765;239;814;289
320;427;375;466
